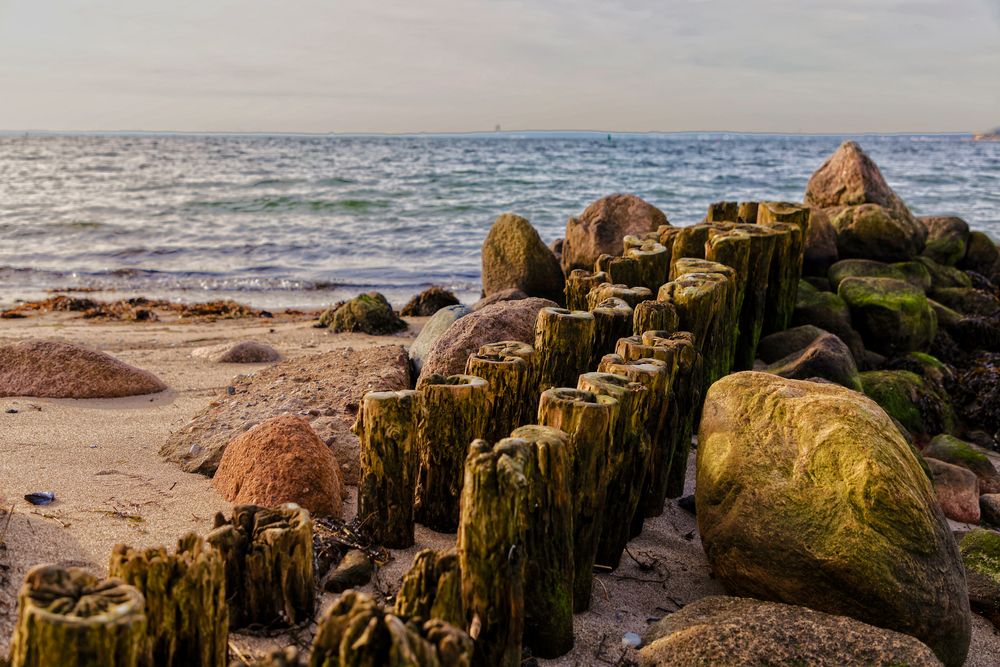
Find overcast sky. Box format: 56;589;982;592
0;0;997;133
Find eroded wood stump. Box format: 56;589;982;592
706;229;751;370
466;343;536;443
311;590;473;667
533;308;595;394
732;224;778;370
759;220;802;335
509;425;574;658
353;389;420;548
565;269;609;312
669;223;713;272
205;503;313;628
658;270;730;386
458;439;530;667
589;297;633;369
414;374;489;533
757;200;811;233
738;201;759;224
8;565;146;667
595;254;641;287
625;240;670;293
633;300;679;336
394;548;464;629
586;283;653;310
108;533;226;667
706;201;739;223
537;388;616;612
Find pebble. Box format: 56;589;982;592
5;408;18;414
622;632;642;649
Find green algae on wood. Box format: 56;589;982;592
586;283;653;310
8;565;147;667
564;269;609;312
108;534;227;667
537;387;617;612
759;221;802;335
533;307;595;393
393;548;464;629
732;224;777;370
589;297;633;369
633;299;678;336
466;350;533;444
414;374;489;533
353;389;420;548
595;254;642;287
625;240;671;293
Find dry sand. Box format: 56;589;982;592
1;311;999;665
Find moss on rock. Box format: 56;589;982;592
829;204;925;262
838;277;936;356
320;292;407;334
860;370;955;441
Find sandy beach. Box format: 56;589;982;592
2;307;999;665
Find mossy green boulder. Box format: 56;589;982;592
828;258;931;292
917;256;972;289
929;286;1000;318
319;292;407;335
924;434;1000;493
791;282;865;363
920;216;969;267
959;529;1000;629
829;204;925;262
697;372;969;666
481;213;565;303
838;277;936;356
959;231;1000;278
639;596;943;667
860;370;955;441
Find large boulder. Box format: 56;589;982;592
791;282;865;363
838;277;936;356
804;140;913;220
639;596;942;667
924;458;980;523
697;372;970;666
417;297;557;381
802;207;839;277
920;216;970;267
400;287;460;317
481;213;565;303
561;194;667;272
408;304;470;375
860;370;955;442
918;257;973;290
923;434;1000;493
828;258;931;292
757;325;827;363
161;345;410;483
0;340;166;398
959;529;1000;629
212;415;342;518
472;287;528;310
829;204;925;262
959;231;1000;278
930;287;999;318
764;330;861;391
319;292;407;335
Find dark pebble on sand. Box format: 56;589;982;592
678;495;696;514
5;408;18;414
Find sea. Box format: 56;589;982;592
0;132;997;310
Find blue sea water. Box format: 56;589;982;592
0;132;997;309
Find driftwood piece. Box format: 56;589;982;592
354;389;420;548
508;425;575;658
311;590;473;667
8;565;147;667
537;388;617;612
589;297;633;369
732;224;778;370
633;299;679;336
414;374;489;533
625;240;671;293
458;439;530;667
466;342;536;443
394;549;464;629
533;308;595;394
108;533;227;667
758;220;802;335
595;254;642;287
205;503;313;628
565;269;609;311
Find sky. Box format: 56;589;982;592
0;0;997;134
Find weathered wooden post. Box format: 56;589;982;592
205;504;313;628
8;565;147;667
533;308;595;393
706;201;739;223
478;340;537;425
108;534;227;667
706;229;751;369
537;388;617;612
732;224;777;370
757;200;811;233
595;254;642;287
509;424;574;658
669;222;714;272
466;351;532;443
759;220;802;334
394;549;464;629
311;590;473;667
586;283;652;310
625;240;671;293
353;389;420;548
589;297;633;369
414;374;489;533
659;270;730;385
458;439;529;667
565;269;609;311
738;201;759;224
633;299;679;336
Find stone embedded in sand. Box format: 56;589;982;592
400;286;461;317
561;194;668;273
320;291;407;334
959;529;1000;631
409;305;470;375
920;216;970;267
804;140;913;220
0;340;166;399
829;204;926;262
639;596;942;667
697;372;970;666
417;297;557;381
763;330;861;391
924;434;1000;494
838;276;936;356
192;340;280;363
161;345;410;483
925;458;980;523
481;213;565;303
212;415;342;518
